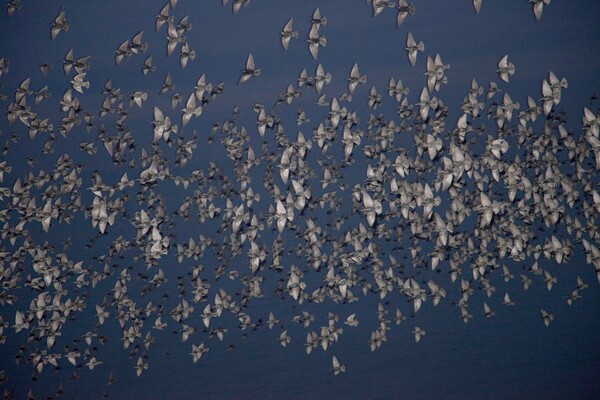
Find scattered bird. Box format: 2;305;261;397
281;18;298;50
311;8;327;27
331;355;346;375
497;55;515;83
531;0;551;21
413;326;426;343
406;32;424;66
181;93;202;126
39;63;53;76
179;42;195;68
307;23;327;60
238;53;260;84
51;7;69;40
540;309;554;327
348;63;367;95
396;0;415;26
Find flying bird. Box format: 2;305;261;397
280;18;298;50
332;355;346;375
497;55;515;83
406;32;424;66
238;53;261;84
50;7;69;40
307;24;327;60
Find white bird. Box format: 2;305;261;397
540;309;554;327
530;0;551;21
413;326;426;343
115;40;132;66
142;56;156;75
155;3;173;31
367;86;382;109
344;313;359;327
267;312;279;330
181;93;202;126
86;357;102;370
540;79;558;116
190;343;209;363
280;18;298;50
361;190;382;227
129;91;148;108
497;55;515;83
70;73;90;94
483;302;495;317
307;24;327;60
180;42;196;69
160;72;175;94
503;292;515;306
238;53;260;84
232;0;250;15
51;7;69;40
348;63;367;95
332;355;346;375
130;31;148;54
425;54;450;92
279;330;291;347
314;64;332;95
396;0;415;27
406;32;424;67
135;356;149;376
311;8;327;27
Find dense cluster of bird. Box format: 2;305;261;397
0;0;599;398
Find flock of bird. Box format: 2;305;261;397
0;0;599;398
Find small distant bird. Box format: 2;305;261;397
39;63;53;76
115;40;131;65
332;355;346;375
406;32;424;66
347;63;367;95
130;31;148;54
232;0;250;15
503;292;515;306
280;18;298;50
344;313;359;327
413;326;426;343
0;57;8;77
129;91;148;108
70;73;90;93
7;0;21;16
540;309;554;327
278;330;291;347
181;93;202;126
155;3;173;31
307;24;326;60
238;53;260;84
51;7;69;40
180;42;196;69
530;0;551;21
142;56;156;75
483;302;495;317
160;72;175;94
311;8;327;27
396;0;415;27
497;55;515;83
